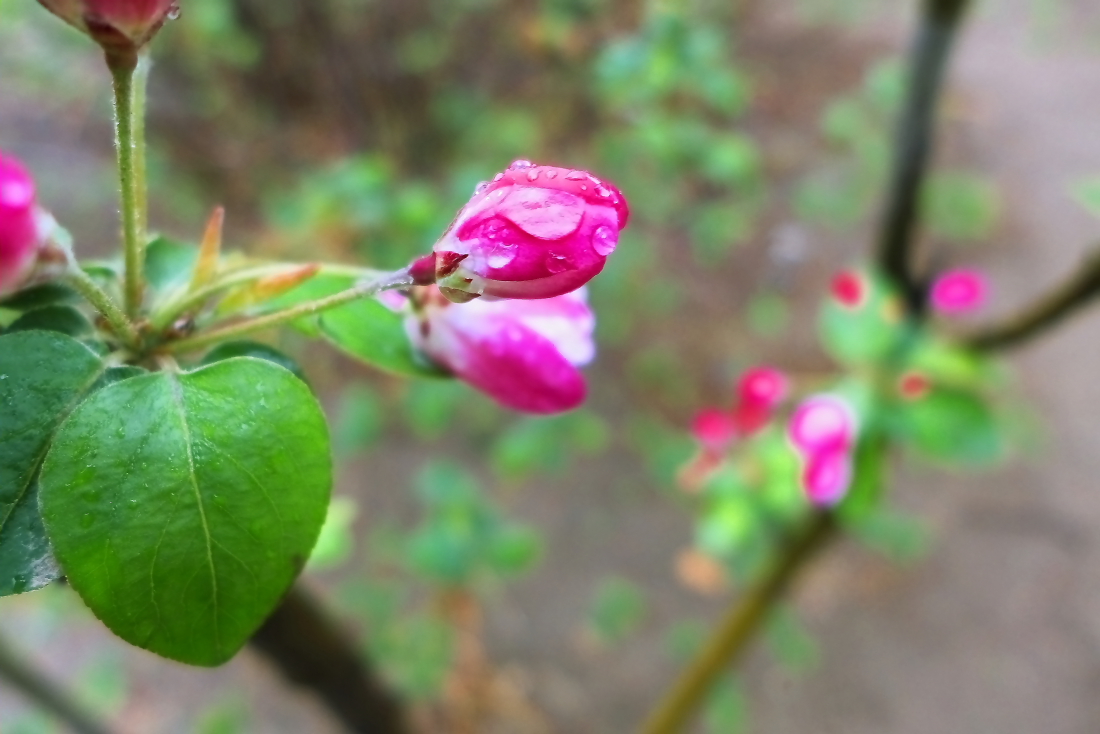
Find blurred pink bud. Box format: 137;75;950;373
691;408;738;454
830;270;866;309
408;286;595;414
730;367;788;435
898;370;931;401
430;160;629;303
37;0;176;54
788;394;857;456
930;268;987;314
802;447;853;506
0;152;44;297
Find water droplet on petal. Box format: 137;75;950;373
487;243;517;269
565;170;586;181
545;252;570;274
596;186;611;198
509;159;534;170
545;170;558;180
474;181;489;194
493;173;504;182
580;184;588;191
592;225;617;256
526;169;540;182
167;4;181;19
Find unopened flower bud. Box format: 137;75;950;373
428;160;629;302
0;152;46;297
37;0;177;58
930;268;987;315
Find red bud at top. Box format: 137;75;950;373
830;270;866;309
431;160;629;302
37;0;177;56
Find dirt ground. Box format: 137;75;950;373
4;1;1100;733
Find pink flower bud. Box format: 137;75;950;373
801;446;853;506
830;269;867;309
788;394;858;456
930;268;987;315
37;0;176;54
898;370;931;401
691;408;738;455
736;366;789;410
0;153;44;297
430;160;629;302
407;286;595;414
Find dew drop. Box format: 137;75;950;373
509;159;534;170
545;170;558;179
167;4;181;19
545;252;570;274
580;184;588;191
493;173;504;182
487;243;517;269
474;180;489;194
526;169;540;182
596;186;612;198
565;170;586;181
592;225;617;256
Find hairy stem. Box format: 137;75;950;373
132;52;151;240
0;632;115;734
876;0;972;311
63;267;142;350
965;248;1100;351
640;513;836;734
108;54;144;318
163;269;411;353
249;584;409;734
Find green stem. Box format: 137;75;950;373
63;267;142;350
149;262;382;332
639;513;836;734
0;632;115;734
108;54;144;319
164;269;412;354
133;52;151;240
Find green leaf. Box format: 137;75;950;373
321;297;449;378
587;577;646;644
201;340;306;383
0;283;79;310
818;271;907;366
486;526;542;577
1071;176;1100;219
306;496;358;572
39;357;331;666
890;387;1005;466
260;274;353;337
8;305;93;337
764;605;819;672
924;172;1000;242
144;236;198;293
0;331;106;596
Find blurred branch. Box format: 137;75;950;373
639;513;836;734
876;0;972;311
250;584;410;734
965;247;1100;351
0;631;114;734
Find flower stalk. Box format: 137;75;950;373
108;53;144;318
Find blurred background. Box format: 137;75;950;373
3;0;1100;731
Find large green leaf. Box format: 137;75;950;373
8;305;94;337
39;358;331;666
890;387;1005;466
321;297;449;378
0;331;106;596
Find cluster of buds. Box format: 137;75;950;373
788;395;859;506
0;151;49;297
680;367;790;490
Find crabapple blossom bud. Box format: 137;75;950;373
429;160;629;303
788;394;857;455
37;0;177;58
406;286;595;414
691;408;739;455
930;268;987;314
898;370;931;400
732;366;788;434
830;269;867;309
802;447;853;506
0;152;45;297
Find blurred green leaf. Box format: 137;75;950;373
144;236;198;293
201;340;306;382
818;271;907;366
486;526;542;577
8;305;93;337
1072;176;1100;219
891;387;1005;466
76;655;128;717
308;496;359;572
0;283;79;310
702;676;748;734
765;605;819;672
587;577;646;644
321;296;450;379
333;384;385;457
849;509;931;563
924;172;1000;241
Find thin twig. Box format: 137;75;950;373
63;268;142;351
876;0;972;311
0;632;115;734
639;513;836;734
163;269;411;354
965;247;1100;351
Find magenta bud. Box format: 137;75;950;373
0;152;45;297
406;286;595;413
37;0;177;56
802;447;853;506
788;394;858;456
432;161;629;302
691;408;739;455
930;268;988;315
